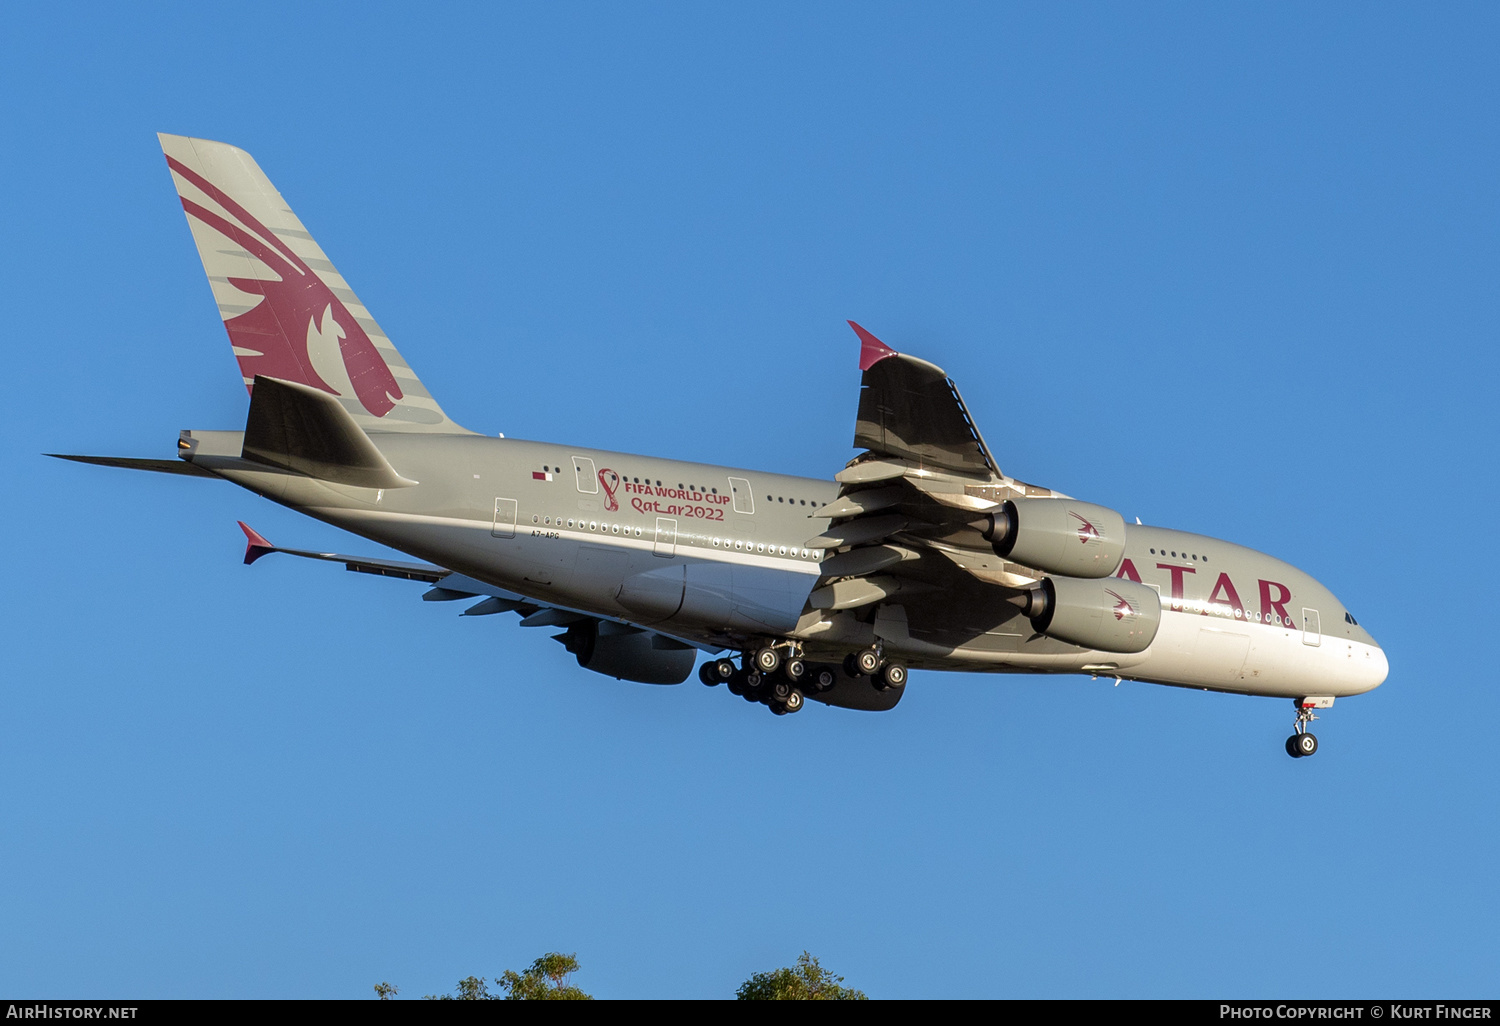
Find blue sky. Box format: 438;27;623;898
2;2;1496;998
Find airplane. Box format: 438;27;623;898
52;134;1388;758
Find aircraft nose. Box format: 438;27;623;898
1356;642;1389;693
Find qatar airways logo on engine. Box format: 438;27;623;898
1104;588;1134;621
1069;511;1101;545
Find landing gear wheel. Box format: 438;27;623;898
736;669;764;702
754;647;782;674
782;658;806;683
854;648;882;676
880;662;907;690
810;667;837;692
698;662;721;686
771;681;792;702
783;688;804;713
1287;700;1324;758
712;659;737;682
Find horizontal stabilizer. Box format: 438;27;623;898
242;375;417;488
48;454;218;478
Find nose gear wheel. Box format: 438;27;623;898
1286;703;1321;758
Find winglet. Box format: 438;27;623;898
849;321;900;371
238;521;276;565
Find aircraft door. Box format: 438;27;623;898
728;476;754;514
492;497;518;539
1302;607;1321;647
572;456;598;494
654;518;678;557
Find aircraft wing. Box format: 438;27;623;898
808;325;1070;619
848;321;1000;476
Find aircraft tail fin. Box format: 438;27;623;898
159;133;467;434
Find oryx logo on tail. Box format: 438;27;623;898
164;155;404;418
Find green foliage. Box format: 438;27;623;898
373;981;397;1000
418;953;592;1000
736;951;867;1000
424;975;492;1000
498;952;591;1000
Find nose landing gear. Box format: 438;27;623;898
1286;729;1318;758
1286;697;1333;758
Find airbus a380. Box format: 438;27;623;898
55;135;1387;758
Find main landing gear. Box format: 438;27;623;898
698;644;843;716
844;647;908;692
698;658;737;687
1285;698;1330;758
700;643;909;717
747;644;822;715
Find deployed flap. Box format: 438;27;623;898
848;321;998;476
242;375;417;488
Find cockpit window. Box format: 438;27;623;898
1344;611;1359;626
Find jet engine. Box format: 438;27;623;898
981;498;1126;579
556;621;696;684
1013;575;1161;653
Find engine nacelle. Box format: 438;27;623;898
557;621;696;684
983;498;1126;579
1015;575;1161;653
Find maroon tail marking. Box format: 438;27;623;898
166;155;403;416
